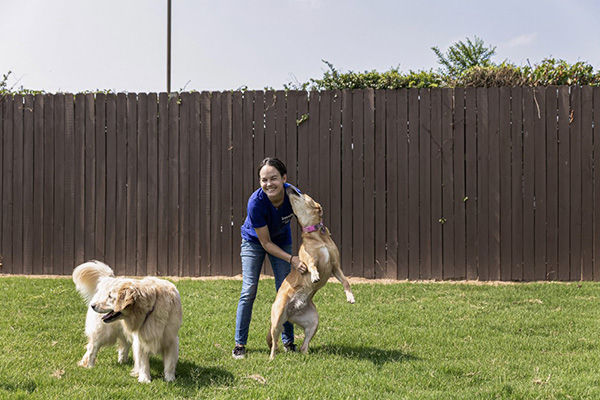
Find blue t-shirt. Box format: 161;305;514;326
241;183;296;246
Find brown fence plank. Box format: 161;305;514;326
511;88;524;281
488;87;500;281
408;88;420;280
570;86;582;280
430;88;443;280
146;93;158;276
385;90;399;279
168;94;180;275
330;91;342;253
105;94;117;270
221;92;233;276
264;91;276;158
73;94;85;268
188;92;201;276
126;93;137;276
63;94;75;273
232;91;244;276
275;90;286;160
476;88;489;281
115;93;128;275
340;90;352;274
53;94;65;275
499;87;512;281
522;88;535;281
557;87;570;280
199;92;211;275
43;95;55;273
594;87;600;280
12;95;24;274
85;93;96;261
363;89;375;279
308;91;320;195
157;93;169;276
545;87;558;280
95;93;106;263
286;92;300;251
442;88;455;279
419;89;432;279
319;91;332;234
465;88;477;280
23;95;34;274
0;98;4;272
397;89;409;280
1;97;12;273
374;90;386;279
351;90;364;278
581;86;593;281
178;93;190;277
452;88;466;279
136;93;148;276
533;87;547;280
209;92;221;275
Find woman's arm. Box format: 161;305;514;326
255;225;307;273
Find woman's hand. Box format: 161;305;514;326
290;255;307;273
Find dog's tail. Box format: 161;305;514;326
72;260;114;304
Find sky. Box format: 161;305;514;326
2;0;600;93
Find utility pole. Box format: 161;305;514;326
167;0;171;93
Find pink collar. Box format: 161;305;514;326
302;221;326;234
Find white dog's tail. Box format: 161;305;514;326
72;260;115;304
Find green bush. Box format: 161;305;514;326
522;58;600;86
453;63;527;87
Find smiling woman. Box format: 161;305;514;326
232;157;307;359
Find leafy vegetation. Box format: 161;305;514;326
432;36;497;79
2;276;600;399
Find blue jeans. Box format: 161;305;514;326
234;239;294;346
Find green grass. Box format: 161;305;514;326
2;277;600;399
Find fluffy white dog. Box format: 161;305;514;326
73;260;182;383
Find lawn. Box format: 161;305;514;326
1;276;600;399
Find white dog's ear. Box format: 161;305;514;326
114;283;138;312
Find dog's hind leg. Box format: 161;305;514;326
162;338;179;382
269;295;290;360
291;301;319;354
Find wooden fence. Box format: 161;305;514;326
1;87;599;280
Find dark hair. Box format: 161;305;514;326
257;157;287;178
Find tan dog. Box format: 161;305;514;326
74;261;182;383
268;186;355;359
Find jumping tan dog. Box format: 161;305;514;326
268;186;355;359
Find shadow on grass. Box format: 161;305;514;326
0;380;37;394
310;344;418;367
149;358;234;389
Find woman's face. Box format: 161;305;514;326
259;165;287;203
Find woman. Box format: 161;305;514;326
232;157;307;359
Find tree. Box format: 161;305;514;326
431;36;496;78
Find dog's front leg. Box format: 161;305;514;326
131;335;151;383
300;249;320;283
332;262;355;304
78;340;98;368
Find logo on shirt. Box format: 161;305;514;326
281;213;294;225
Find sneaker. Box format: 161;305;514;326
283;342;297;352
232;345;246;359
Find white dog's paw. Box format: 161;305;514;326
310;271;320;283
164;373;176;382
138;375;151;383
346;293;356;304
78;359;89;368
130;369;139;377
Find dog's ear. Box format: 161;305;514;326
114;283;138;312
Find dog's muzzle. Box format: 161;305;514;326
100;310;122;323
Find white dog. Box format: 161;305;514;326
73;260;182;383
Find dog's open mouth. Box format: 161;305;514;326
101;310;122;323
